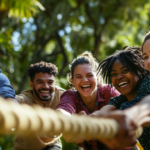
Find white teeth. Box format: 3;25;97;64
41;91;49;94
119;82;128;87
82;85;90;88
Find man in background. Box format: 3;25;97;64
14;61;65;150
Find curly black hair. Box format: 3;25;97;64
97;46;150;85
28;61;58;81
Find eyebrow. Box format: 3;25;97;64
111;66;126;72
36;79;54;82
75;74;81;77
74;72;93;76
142;53;147;56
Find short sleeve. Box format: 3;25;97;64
0;70;15;99
56;90;76;114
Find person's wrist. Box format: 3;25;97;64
90;111;107;118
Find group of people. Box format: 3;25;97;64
1;32;150;150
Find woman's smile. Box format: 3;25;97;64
118;81;129;88
71;64;98;98
81;84;91;92
111;59;139;101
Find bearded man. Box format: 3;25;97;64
14;61;65;150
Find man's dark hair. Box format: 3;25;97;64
28;61;58;81
97;46;150;85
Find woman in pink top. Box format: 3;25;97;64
56;51;136;150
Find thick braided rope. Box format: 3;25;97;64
0;97;143;140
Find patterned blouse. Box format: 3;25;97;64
108;75;150;150
57;84;119;150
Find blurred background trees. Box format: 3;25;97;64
0;0;150;149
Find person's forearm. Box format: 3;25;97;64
137;95;150;105
90;105;117;118
124;95;150;126
5;98;19;104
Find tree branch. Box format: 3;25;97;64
46;51;61;58
55;31;68;77
92;2;122;56
84;3;97;31
93;16;111;56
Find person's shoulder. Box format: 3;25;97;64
139;74;150;87
0;70;10;84
98;83;114;91
62;89;76;94
55;86;66;97
109;94;123;100
98;83;120;98
55;86;66;92
20;89;32;95
108;94;125;109
16;89;34;105
16;90;32;101
143;74;150;81
136;74;150;93
61;89;77;97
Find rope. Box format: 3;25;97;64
0;97;143;140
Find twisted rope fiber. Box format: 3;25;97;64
0;97;143;140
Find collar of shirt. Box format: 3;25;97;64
75;87;105;114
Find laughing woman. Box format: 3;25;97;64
56;51;120;150
96;46;150;150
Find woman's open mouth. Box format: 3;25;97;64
81;85;91;92
118;81;129;88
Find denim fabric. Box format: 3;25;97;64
0;70;15;98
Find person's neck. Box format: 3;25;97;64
125;92;137;101
80;91;97;113
41;101;49;107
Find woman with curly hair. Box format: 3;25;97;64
95;46;150;149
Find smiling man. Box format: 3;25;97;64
14;61;65;150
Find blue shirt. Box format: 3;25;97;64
0;70;15;99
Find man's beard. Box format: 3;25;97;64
33;86;52;102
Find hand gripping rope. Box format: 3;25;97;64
0;97;143;140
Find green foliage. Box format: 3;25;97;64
61;136;78;150
0;0;45;18
0;135;13;150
